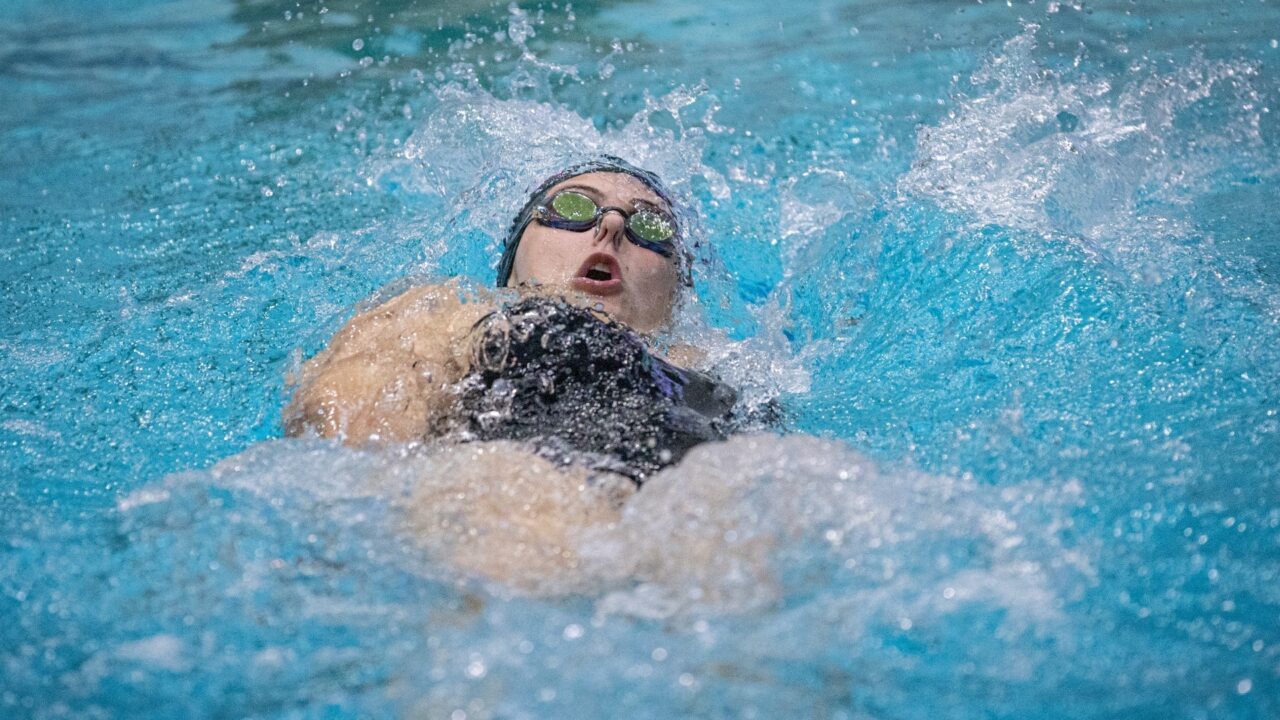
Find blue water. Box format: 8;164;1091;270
3;0;1279;717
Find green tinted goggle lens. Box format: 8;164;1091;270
550;191;596;222
628;211;675;244
547;190;677;246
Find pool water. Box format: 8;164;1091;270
3;0;1278;717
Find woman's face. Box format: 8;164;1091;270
508;171;680;333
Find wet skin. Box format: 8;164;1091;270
508;171;680;333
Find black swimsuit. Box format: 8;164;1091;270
448;297;740;484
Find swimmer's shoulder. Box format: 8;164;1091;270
324;278;498;359
285;277;503;444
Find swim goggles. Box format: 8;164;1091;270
534;189;678;257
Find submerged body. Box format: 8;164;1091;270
284;283;747;587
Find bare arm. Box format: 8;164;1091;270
283;281;495;444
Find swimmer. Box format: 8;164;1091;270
285;157;737;483
284;157;746;588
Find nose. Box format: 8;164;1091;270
592;208;627;249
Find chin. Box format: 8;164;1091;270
585;296;630;325
597;297;628;320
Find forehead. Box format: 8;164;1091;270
547;171;666;208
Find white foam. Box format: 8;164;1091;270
901;27;1265;268
167;432;1089;639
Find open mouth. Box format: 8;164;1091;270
572;253;623;295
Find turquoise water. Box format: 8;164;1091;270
3;0;1279;717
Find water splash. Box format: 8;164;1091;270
902;26;1268;285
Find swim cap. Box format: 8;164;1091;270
495;155;687;287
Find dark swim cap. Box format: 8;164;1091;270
495;155;685;287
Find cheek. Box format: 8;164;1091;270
628;255;679;303
510;242;533;283
511;229;558;283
